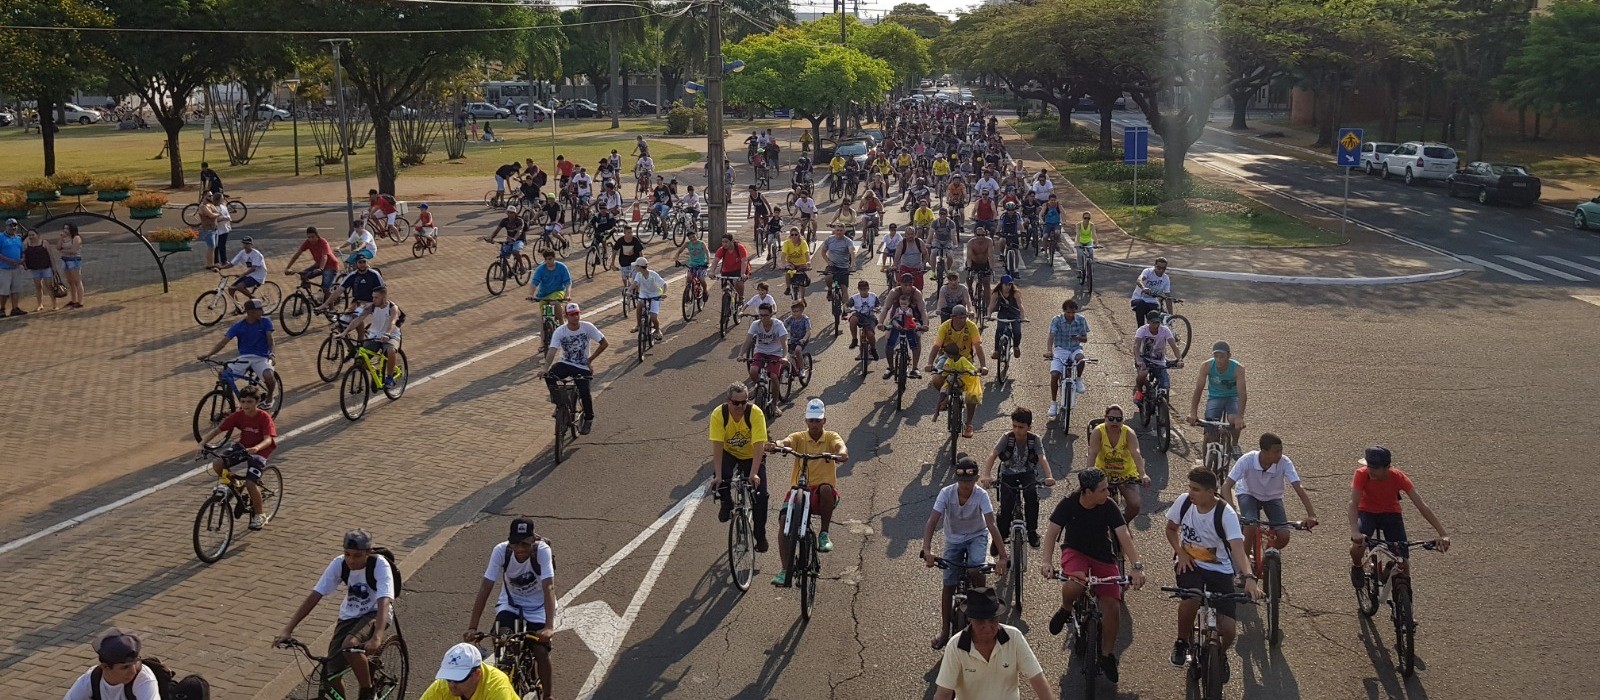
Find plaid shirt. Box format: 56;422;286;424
1049;313;1088;353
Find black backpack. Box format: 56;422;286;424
997;433;1040;471
340;546;403;599
1175;494;1228;544
90;658;208;700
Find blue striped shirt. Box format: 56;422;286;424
1049;314;1088;352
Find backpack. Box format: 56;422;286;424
997;433;1040;472
1176;494;1228;544
502;537;547;579
340;546;403;599
90;658;208;700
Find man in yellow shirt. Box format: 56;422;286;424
1086;404;1150;522
767;398;848;586
830;154;847;175
710;382;770;551
931;156;951;197
779;227;813;299
912;202;936;232
420;643;518;700
927;304;987;437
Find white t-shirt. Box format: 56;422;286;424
1030;179;1053;202
848;292;880;316
230;248;267;283
484;541;555;624
636;156;654;173
64;665;160;700
549;321;605;370
1165;495;1244;575
880;231;903;255
313;553;397;620
632;270;667;298
1131;267;1171;303
747;318;788;356
743;293;777;313
680;193;701;210
598;190;622;212
934;484;993;544
975;177;1000;199
1227;451;1302;501
573;173;593;196
364;301;401;340
347;229;377;255
794;197;817;215
1133;324;1176;367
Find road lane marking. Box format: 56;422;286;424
1574;295;1600;308
1541;256;1600;277
1587;256;1600;266
1455;255;1539;281
1498;255;1584;281
1478;229;1513;242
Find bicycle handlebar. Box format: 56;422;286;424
933;556;995;573
1160;586;1255;603
988;317;1028;323
767;445;843;462
1193;419;1234;430
1365;538;1442;551
1240;518;1315;531
274;638;371;661
1053;572;1131;586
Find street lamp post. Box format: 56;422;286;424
281;76;301;177
706;0;727;248
322;38;355;223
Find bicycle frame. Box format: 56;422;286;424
276;639;401;700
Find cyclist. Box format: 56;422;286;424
894;224;931;291
711;381;771;553
1046;299;1089;419
988;275;1024;360
197;296;279;408
714;235;751;301
596;180;623;220
627;258;667;341
483;207;528;263
740;303;789;418
212;235;268;308
766;399;847;585
337;220;377;271
275;530;396;700
748;185;773;234
980;407;1056;547
974;169;1000;201
1041;468;1145;685
945;177;968;223
910;179;934;214
830;197;856;231
846;280;880;360
972;191;997;236
997;202;1022;275
678;184;703;225
1222;432;1319;558
611;226;646;287
343;286;403;389
1130;256;1171;327
858;189;883;236
963;226;996;303
571;167;594;207
930;270;970;326
794;189;818;240
539;303;607;435
1040;195;1062;254
1132;311;1181;404
419;643;517;700
413;203;437;243
1087;405;1150;522
200;161;224;197
877;223;903;274
1346;446;1451;587
461;517;554;699
742;281;777;318
929;208;958;269
1074;211;1096;267
65;629;162;700
931;154;951;196
672;229;711;302
927;306;987;438
784;300;812;381
285;226;339;294
493;162;522;201
1030;169;1054;204
1165;468;1259;678
920;457;1009;650
527;249;571;316
648;176;673;230
877;276;927;380
818;224;856;303
1186;340;1248;447
931;590;1055;700
365;189;400;240
193;384;276;530
320;255;384;315
829;151;847;186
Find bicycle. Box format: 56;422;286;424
276;637;408;700
714;471;759;592
339;338;408;421
1194;418;1241;482
932;557;996;643
315;311;355;383
861;212;880;254
1001;237;1024;278
770;445;835;621
826;271;849;336
635;294;660;361
1136;359;1182;453
1156;293;1193;358
193;270;282;327
883;324;923;411
670;207;699;246
363;213;412;244
181;195;248;227
1358;538;1442;677
484;240;533;296
967;269;991;329
988;317;1027;384
1163;586;1255;700
784;267;811;302
779;346;814;404
410;228;439;258
278;272;332;337
193;358;284;443
935;367;982;465
469;627;548;699
1055;573;1132;699
584;227;611;280
534;296;561;352
191;442;283;563
1076;243;1096;294
743;356;780;417
1055;357;1098;436
992;479;1048;615
673;263;705;321
1240;518;1314;646
545;375;581;465
716;275;741;339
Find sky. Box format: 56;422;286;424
787;1;983;19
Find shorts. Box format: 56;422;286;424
941;534;990;587
851;310;876;328
61;256;82;271
221;450;267;482
897;265;925;289
1357;511;1408;547
232;354;274;379
494;610;550;634
344;249;375;266
800;212;813;221
933;355;983;404
495;175;508;192
304;266;338;289
1141;364;1170;390
1050;347;1085;375
1236;495;1288;530
234;276;262;290
364;335;401;352
30;268;53;280
1060;548;1122;600
639;296;662;315
500;240;525;258
1044;223;1061;236
967;264;992;279
385;212;397;227
1205;396;1240;422
1174;567;1238;619
750;352;784;378
328;611;381;663
787;338;810;353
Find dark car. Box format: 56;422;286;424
625;99;659;115
1447;161;1542;206
554;100;600;118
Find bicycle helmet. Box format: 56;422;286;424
1004;201;1018;210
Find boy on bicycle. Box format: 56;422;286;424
198;297;278;408
1221;432;1319;559
1346;446;1451;587
919;457;1008;650
276;529;396;700
927;305;987;438
766;399;848;586
981;406;1056;548
194;385;276;531
784;300;811;380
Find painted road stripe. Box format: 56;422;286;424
1574;295;1600;308
1541;256;1600;277
1478;229;1513;243
1456;255;1539;281
1587;256;1600;266
1498;255;1584;281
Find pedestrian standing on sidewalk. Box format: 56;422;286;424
57;222;85;308
0;220;28;317
22;228;55;312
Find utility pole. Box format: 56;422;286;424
322;38;355;224
838;1;849;136
706;0;728;247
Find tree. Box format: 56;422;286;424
940;3;1081;130
0;0;113;176
799;14;930;94
1497;1;1600;125
725;29;894;147
1435;0;1532;161
883;3;951;39
580;0;648;128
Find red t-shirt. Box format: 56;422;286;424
976;199;995;220
297;237;338;270
220;409;278;459
558;160;576;178
1353;466;1412;514
370;195;397;214
714;243;748;275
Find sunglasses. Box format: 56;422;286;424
728;398;747;405
1105;415;1124;422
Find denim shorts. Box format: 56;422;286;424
62;256;82;271
941;533;989;587
30;268;53;280
1205;396;1240;422
1236;494;1288;529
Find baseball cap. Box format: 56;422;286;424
94;628;141;664
963;590;1000;620
804;398;826;420
244;298;265;311
4;218;16;226
1360;446;1393;469
241;236;254;244
1212;341;1230;354
953;456;979;481
565;302;581;315
999;274;1013;284
435;642;482;682
632;257;649;267
343;529;373;551
418;203;429;209
508;517;535;544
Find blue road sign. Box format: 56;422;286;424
1123;126;1149;165
1336;128;1363;167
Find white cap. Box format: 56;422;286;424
435;642;482;682
632;257;649;267
804;398;826;420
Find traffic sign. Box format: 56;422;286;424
1123;126;1149;165
1336;128;1363;168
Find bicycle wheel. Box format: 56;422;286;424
411;238;426;259
1081;615;1101;699
1202;643;1225;700
994;337;1009;383
227;199;249;224
253;281;283;314
895;350;909;411
1156;398;1173;452
1394;580;1416;677
193;494;234;563
372;633;409;700
382;349;409;400
719;295;733;339
728;505;755;592
392;217;411;242
1356;564;1381;617
258;465;284;521
681;284;697;321
797;537;815;621
1167;314;1193;358
1265;552;1282;646
636;311;650;363
1084;259;1094;295
584;247;601;280
830;294;842;336
553;396;570;465
485;261;507;296
193;290;227;327
279;293;313;336
947;396;963;464
1010;533;1026;614
340;364;370;421
484;190;501;208
514;255;533;286
179;202;201;226
192;389;236;443
317;336;347;383
792;353;814;394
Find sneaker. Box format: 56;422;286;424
718;502;733;523
259;400;274;412
754;534;769;553
771;570;790;587
382;376;394;389
769;407;782;419
909;369;922;379
1013;346;1022;359
357;688;375;700
1074;377;1087;394
1102;653;1120;683
249;514;267;530
1048;607;1071;636
579;418;593;435
817;532;834;552
1048;402;1059;419
9;308;27;317
882;368;894;380
1028;531;1041;548
653;329;664;341
1350;565;1365;589
1170;640;1188;668
849;339;858;349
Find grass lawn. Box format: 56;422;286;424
1;116;702;190
1015;120;1345;247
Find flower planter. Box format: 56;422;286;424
97;190;131;202
0;208;28;220
59;185;90;196
157;240;192;252
129;207;165;220
26;191;58;203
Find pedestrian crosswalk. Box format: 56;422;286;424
1459;254;1600;284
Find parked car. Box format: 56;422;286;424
1447;162;1542;206
1573;195;1600;230
515;103;552;122
555;100;600;118
0;111;13;127
465;102;510;119
818;138;871;170
625;99;659;115
1381;141;1459;185
57;103;102;125
1360;141;1400;175
852;128;885;148
242;103;291;121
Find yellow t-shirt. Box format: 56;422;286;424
1093;422;1137;478
710;403;769;461
936;319;982;359
830;156;846;174
874;160;892;176
783;429;844;490
418;664;518;700
896;153;912;168
932;159;951;177
781;238;811;268
912;207;935;228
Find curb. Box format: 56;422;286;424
1096;257;1471;286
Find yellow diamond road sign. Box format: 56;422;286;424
1340;132;1361;151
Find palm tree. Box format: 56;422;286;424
660;0;793;75
580;0;648;128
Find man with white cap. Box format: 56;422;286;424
417;642;517;700
765;398;848;586
540;302;607;435
627;257;668;341
64;628;160;700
